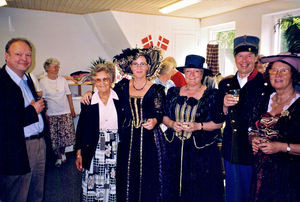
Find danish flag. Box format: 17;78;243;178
141;35;154;48
157;35;169;51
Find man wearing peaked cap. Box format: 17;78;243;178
218;35;273;202
234;35;259;56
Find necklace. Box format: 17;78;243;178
133;79;147;91
48;76;59;92
274;90;295;105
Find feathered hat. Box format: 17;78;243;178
113;46;163;80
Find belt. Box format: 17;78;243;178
25;133;43;140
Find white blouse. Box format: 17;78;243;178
267;92;300;112
39;76;71;116
91;89;119;130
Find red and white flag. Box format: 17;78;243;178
141;35;153;48
157;35;169;51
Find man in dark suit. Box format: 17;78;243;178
218;35;272;202
0;38;47;202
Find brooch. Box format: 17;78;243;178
281;110;289;117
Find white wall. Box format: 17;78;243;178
1;0;299;76
0;7;109;76
112;11;201;66
83;11;131;59
0;8;201;75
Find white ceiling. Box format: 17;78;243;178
4;0;275;18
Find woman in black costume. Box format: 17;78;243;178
163;55;224;202
113;47;165;202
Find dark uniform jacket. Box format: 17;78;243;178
218;69;273;165
0;65;48;175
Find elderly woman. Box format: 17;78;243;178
248;53;300;201
75;62;120;201
163;54;224;201
39;58;75;167
81;47;166;201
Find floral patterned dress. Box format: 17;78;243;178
248;93;300;202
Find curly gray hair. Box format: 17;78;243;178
43;58;60;71
90;62;116;84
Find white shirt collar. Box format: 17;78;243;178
91;89;119;105
237;73;248;88
5;65;28;85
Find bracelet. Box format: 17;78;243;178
200;122;203;130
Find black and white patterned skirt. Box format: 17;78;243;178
82;129;119;202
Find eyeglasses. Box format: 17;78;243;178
94;77;110;83
131;62;147;67
269;68;291;75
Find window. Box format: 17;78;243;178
208;22;236;76
268;9;300;54
276;16;300;52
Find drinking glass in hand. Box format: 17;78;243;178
228;89;240;102
37;97;47;112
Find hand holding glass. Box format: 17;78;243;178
228;89;240;102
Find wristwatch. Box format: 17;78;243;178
286;143;291;153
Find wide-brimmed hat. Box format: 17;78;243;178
177;55;206;73
113;46;163;80
234;35;259;55
260;52;300;73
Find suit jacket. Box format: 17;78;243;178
75;93;121;170
218;69;273;165
0;65;48;175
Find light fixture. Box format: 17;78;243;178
159;0;202;14
0;0;7;7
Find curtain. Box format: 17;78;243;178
206;44;219;76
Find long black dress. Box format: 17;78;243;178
164;87;224;202
114;79;166;202
249;94;300;202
